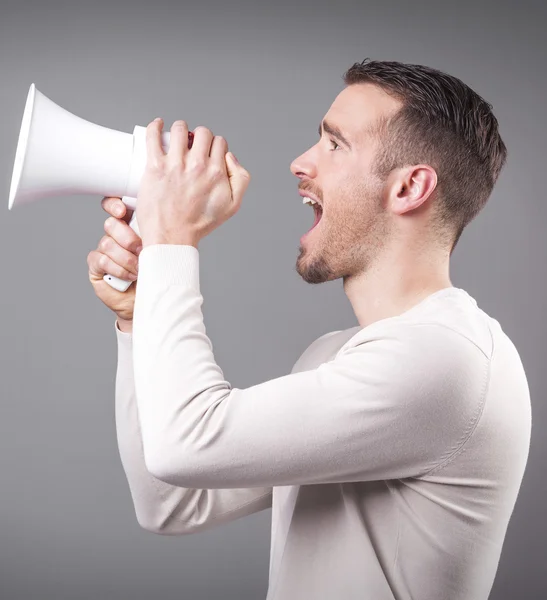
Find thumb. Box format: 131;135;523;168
226;152;250;208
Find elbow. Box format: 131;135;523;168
137;516;196;536
137;518;170;536
134;498;200;537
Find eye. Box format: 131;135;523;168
329;139;340;151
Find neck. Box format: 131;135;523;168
343;241;453;328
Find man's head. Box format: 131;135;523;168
291;59;507;285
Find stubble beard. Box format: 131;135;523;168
295;180;388;285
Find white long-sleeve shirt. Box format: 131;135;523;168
114;244;531;600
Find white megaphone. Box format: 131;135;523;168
8;84;176;292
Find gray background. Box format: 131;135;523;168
0;0;545;598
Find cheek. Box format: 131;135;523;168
324;164;349;192
329;178;380;224
325;172;355;207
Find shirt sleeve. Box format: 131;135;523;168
114;319;272;535
133;245;489;490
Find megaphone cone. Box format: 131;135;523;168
8;84;171;292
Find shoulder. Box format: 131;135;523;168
339;321;491;410
291;326;360;373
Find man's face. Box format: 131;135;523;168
290;82;402;284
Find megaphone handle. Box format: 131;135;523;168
103;196;140;292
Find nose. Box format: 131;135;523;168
290;146;317;179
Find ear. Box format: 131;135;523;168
390;165;437;216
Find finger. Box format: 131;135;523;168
101;197;134;225
88;249;139;281
120;206;134;225
189;126;214;165
97;234;140;276
146;118;166;167
167;120;189;164
209;136;228;174
104;216;143;254
101;197;126;219
225;152;251;209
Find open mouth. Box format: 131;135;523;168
301;204;323;242
311;204;323;229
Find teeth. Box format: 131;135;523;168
302;197;318;206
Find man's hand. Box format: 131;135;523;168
88;197;142;323
135;118;250;248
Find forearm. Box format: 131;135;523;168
114;321;272;534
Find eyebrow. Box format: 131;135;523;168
318;120;352;149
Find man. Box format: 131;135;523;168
88;59;531;600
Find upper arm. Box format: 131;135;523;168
148;323;489;489
140;331;338;534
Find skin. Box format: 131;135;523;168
135;119;249;249
90;81;453;332
290;82;453;327
88;120;250;334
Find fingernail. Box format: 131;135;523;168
115;206;123;217
136;245;143;254
154;117;163;122
230;152;239;164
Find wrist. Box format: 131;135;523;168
116;317;133;334
144;235;199;249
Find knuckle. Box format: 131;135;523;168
99;254;109;270
165;157;182;173
104;216;116;232
99;235;112;252
209;166;224;180
147;158;164;174
188;159;206;172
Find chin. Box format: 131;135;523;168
295;249;335;285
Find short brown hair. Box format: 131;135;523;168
343;59;507;253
